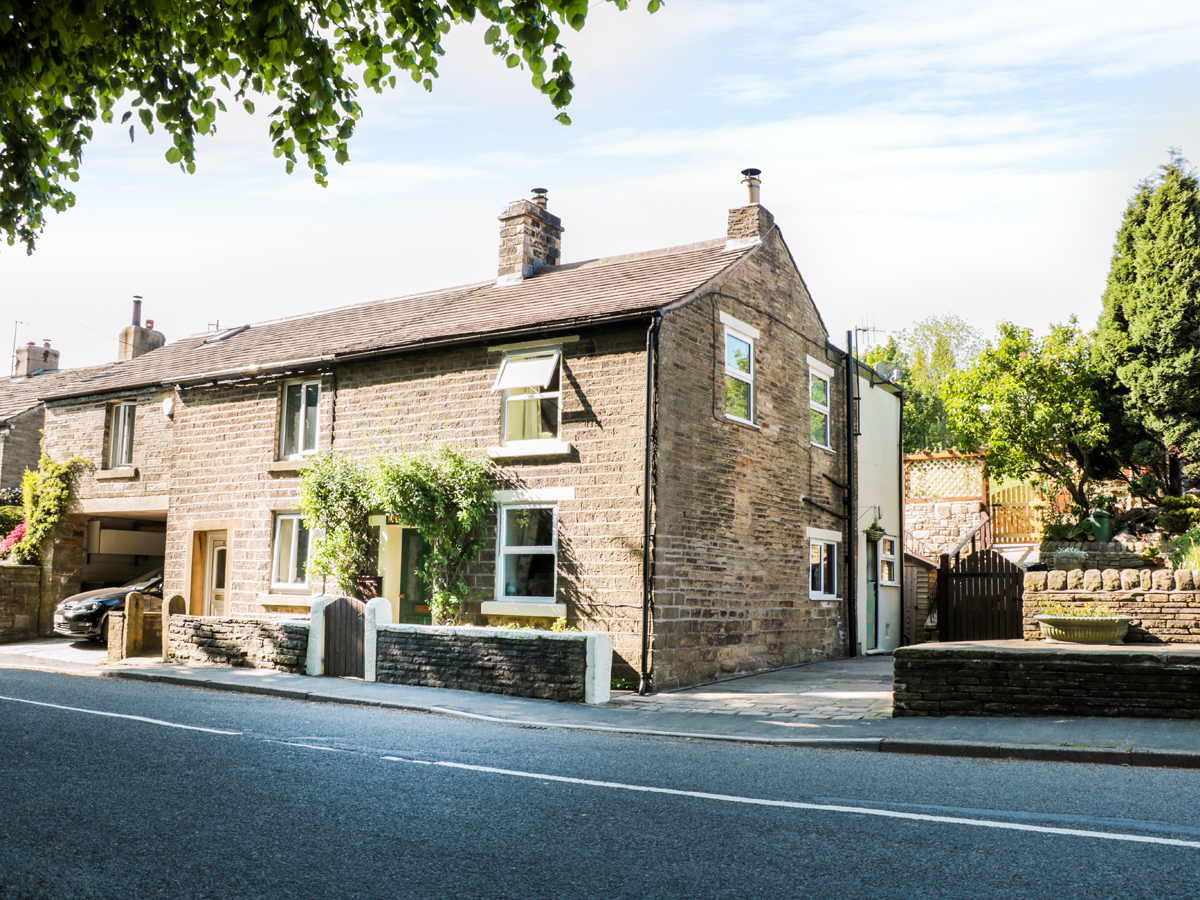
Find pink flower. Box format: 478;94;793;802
0;521;27;556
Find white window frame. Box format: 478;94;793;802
495;502;558;603
880;536;898;586
106;401;136;468
723;325;756;425
810;370;832;450
494;349;563;445
271;512;311;590
809;539;839;600
278;378;321;459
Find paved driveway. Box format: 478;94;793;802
610;655;894;719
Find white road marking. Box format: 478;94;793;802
0;694;242;735
383;757;1200;850
265;740;349;752
426;707;873;744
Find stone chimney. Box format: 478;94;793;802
118;299;166;361
14;340;60;377
497;188;564;286
725;168;775;252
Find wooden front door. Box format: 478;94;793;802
324;595;366;678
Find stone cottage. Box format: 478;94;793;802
34;172;899;690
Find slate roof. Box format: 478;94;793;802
39;238;748;402
0;364;115;420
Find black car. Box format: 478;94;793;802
52;568;164;643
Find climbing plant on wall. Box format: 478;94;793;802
13;455;88;564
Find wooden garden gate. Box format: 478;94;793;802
937;515;1024;641
324;596;367;678
989;484;1044;544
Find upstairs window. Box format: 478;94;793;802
272;513;311;589
810;370;831;449
493;350;561;444
107;401;136;468
724;328;755;424
280;379;320;458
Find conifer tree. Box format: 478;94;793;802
1096;152;1200;494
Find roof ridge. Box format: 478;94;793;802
539;237;724;274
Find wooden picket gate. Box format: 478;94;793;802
989;484;1044;544
324;596;367;678
937;515;1024;642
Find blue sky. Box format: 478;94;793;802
4;0;1200;369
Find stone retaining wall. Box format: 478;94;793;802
1023;568;1200;643
894;641;1200;718
167;616;308;672
905;500;985;560
374;623;596;703
1040;539;1165;570
0;565;41;643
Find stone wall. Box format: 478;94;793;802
374;624;590;702
106;609;163;662
905;500;986;559
1040;539;1169;571
894;640;1200;719
1023;568;1200;643
650;225;847;690
0;565;42;643
166;616;308;672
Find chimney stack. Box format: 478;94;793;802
118;299;166;362
14;340;60;377
497;188;563;286
725;167;774;252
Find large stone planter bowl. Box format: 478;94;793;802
1034;615;1132;645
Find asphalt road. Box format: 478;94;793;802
2;668;1200;900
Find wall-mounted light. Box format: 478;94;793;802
162;396;176;419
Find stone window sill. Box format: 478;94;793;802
268;459;305;474
258;592;314;607
486;441;572;460
96;467;138;481
481;601;567;618
725;415;761;430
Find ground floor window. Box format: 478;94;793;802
497;503;557;601
272;513;311;589
810;539;838;598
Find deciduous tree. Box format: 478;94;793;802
0;0;657;251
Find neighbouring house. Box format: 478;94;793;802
1;341;114;491
33;172;904;689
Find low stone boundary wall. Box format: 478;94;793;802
345;598;611;704
106;609;163;662
0;565;41;643
894;640;1200;718
1041;539;1167;571
167;616;309;673
1023;568;1200;643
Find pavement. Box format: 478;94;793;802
3;636;1200;767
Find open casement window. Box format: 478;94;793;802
279;379;320;459
810;370;831;449
496;504;557;601
493;350;561;444
106;401;136;468
809;539;838;599
724;327;755;423
272;513;311;589
880;536;898;585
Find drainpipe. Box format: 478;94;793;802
844;331;858;658
639;313;662;695
897;387;906;644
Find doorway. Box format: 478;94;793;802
204;532;228;617
377;524;431;624
865;540;879;651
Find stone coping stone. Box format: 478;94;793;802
895;639;1200;663
377;622;594;642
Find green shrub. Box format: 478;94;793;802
0;506;24;539
1038;601;1115;618
1159;495;1200;535
1170;526;1200;570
